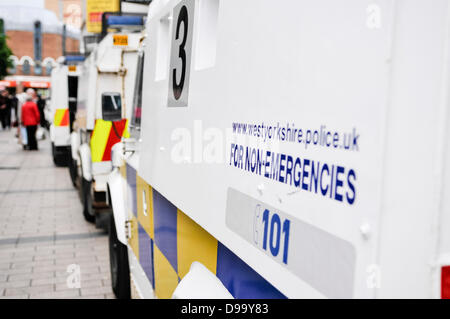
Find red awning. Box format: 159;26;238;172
22;81;51;89
0;80;17;87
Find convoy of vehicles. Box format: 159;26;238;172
45;0;450;299
69;16;145;226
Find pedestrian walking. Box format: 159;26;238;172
36;94;47;129
10;94;18;127
2;89;11;129
21;90;40;150
16;92;28;146
0;86;11;130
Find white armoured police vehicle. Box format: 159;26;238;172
49;56;84;166
106;0;450;299
71;15;145;225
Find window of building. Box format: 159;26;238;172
45;61;53;75
22;60;30;75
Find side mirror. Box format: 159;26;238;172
102;92;122;122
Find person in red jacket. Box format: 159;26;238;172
21;93;40;150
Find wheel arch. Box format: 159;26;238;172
107;169;128;245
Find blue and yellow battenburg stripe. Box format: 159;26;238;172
123;164;286;299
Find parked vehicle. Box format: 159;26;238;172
71;15;145;226
49;56;84;166
107;0;450;299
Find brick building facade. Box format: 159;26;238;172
0;3;80;91
6;30;80;76
7;31;79;63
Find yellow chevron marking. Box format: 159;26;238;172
54;109;66;126
90;119;112;162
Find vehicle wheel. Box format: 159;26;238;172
68;158;78;188
109;215;131;299
52;143;68;167
81;178;95;223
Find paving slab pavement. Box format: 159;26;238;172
0;129;115;299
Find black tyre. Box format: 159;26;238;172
52;143;69;167
81;178;95;223
109;215;131;299
68;158;78;188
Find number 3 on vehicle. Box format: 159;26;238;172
168;0;195;107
